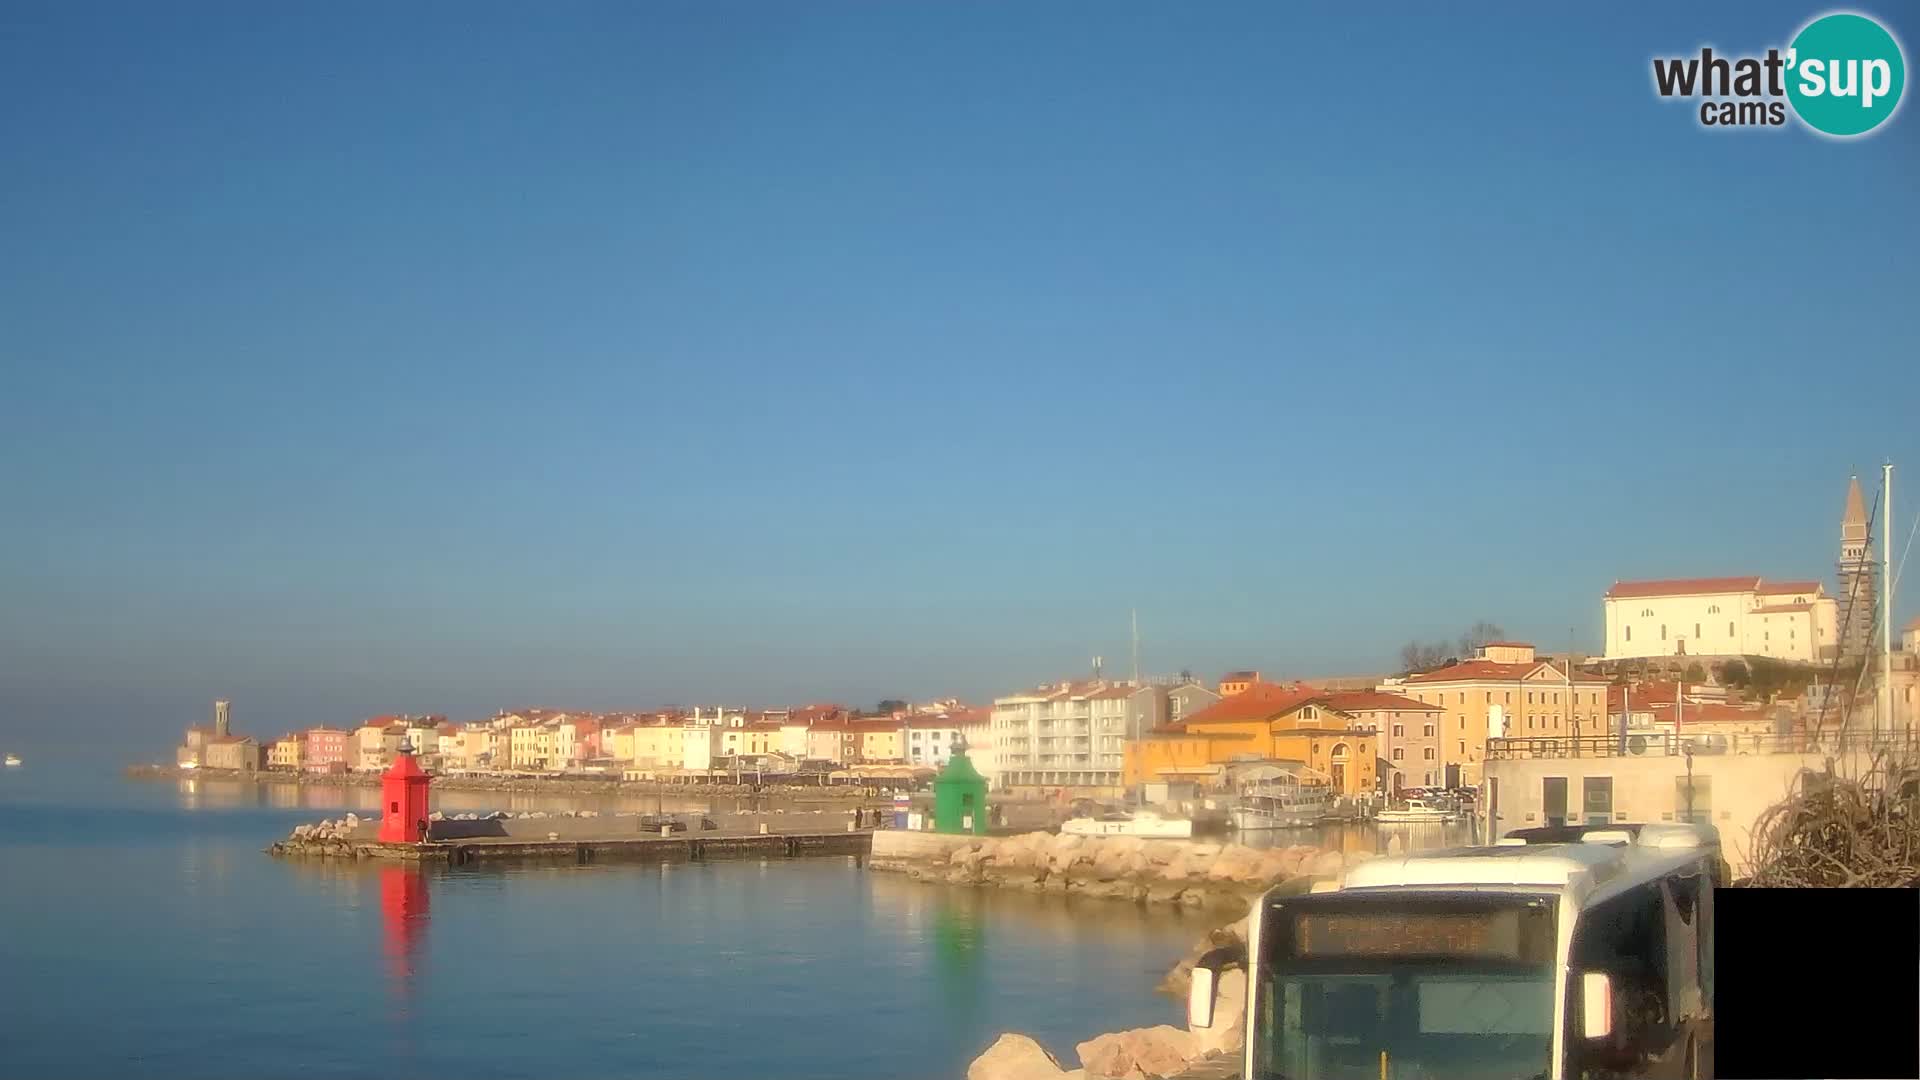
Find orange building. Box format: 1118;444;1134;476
1123;682;1381;795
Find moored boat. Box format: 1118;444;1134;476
3;754;20;767
1374;797;1459;824
1229;775;1332;830
1059;809;1193;839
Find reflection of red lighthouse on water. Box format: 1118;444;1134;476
379;865;430;998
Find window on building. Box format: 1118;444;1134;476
1457;741;1466;755
1424;748;1436;760
1423;724;1435;737
1392;748;1404;761
1527;692;1534;705
1626;626;1632;642
1392;724;1404;737
1708;605;1719;614
1694;623;1701;638
1457;692;1465;704
1661;624;1667;640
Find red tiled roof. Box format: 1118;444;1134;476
1606;576;1761;599
1649;701;1769;726
1318;691;1442;714
1755;581;1821;595
1180;682;1324;728
1404;660;1610;685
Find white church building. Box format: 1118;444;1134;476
1602;576;1839;663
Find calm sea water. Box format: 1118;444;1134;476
0;763;1211;1080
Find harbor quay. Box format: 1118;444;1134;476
270;818;874;866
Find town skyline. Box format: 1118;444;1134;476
4;2;1916;755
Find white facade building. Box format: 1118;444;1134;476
1602;576;1839;663
991;681;1136;792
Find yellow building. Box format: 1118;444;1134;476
603;724;637;764
508;725;544;770
1383;642;1611;785
630;723;687;770
267;735;304;771
850;719;903;763
1123;683;1380;795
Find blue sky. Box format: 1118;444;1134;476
3;2;1916;754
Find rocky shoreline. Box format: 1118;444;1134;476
870;830;1353;911
969;910;1261;1080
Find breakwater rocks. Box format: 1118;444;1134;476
870;831;1357;911
969;913;1257;1080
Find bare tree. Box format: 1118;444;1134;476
1399;640;1452;675
1457;621;1507;659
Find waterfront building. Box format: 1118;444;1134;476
204;735;260;771
631;722;689;771
268;735;305;771
176;725;212;768
805;721;851;764
304;727;350;772
1602;577;1838;663
991;681;1139;793
777;719;812;760
1121;682;1381;796
1482;727;1919;877
723;722;779;758
1126;680;1221;742
680;721;723;773
904;713;963;769
355;723;390;772
1381;643;1609;786
849;718;904;764
433;723;460;767
1314;690;1443;793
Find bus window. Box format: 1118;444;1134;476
1567;883;1673;1079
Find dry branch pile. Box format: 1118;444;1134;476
1744;753;1919;887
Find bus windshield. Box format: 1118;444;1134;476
1254;894;1558;1080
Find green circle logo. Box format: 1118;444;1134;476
1786;12;1906;136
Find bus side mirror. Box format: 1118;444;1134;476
1581;972;1614;1039
1188;967;1216;1029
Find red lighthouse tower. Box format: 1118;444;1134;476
377;741;433;844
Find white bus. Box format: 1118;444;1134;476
1190;822;1718;1080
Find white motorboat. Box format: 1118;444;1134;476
1060;809;1193;839
1230;775;1333;830
1374;798;1459;824
3;754;20;767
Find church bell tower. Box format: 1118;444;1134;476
1837;474;1878;662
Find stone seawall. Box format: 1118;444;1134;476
870;830;1354;912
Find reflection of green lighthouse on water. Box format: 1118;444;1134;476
932;740;989;835
933;899;985;1031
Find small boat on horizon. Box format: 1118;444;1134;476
4;754;21;767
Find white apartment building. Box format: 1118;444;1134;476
991;681;1135;792
1603;576;1839;663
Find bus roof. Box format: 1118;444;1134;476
1335;822;1719;902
